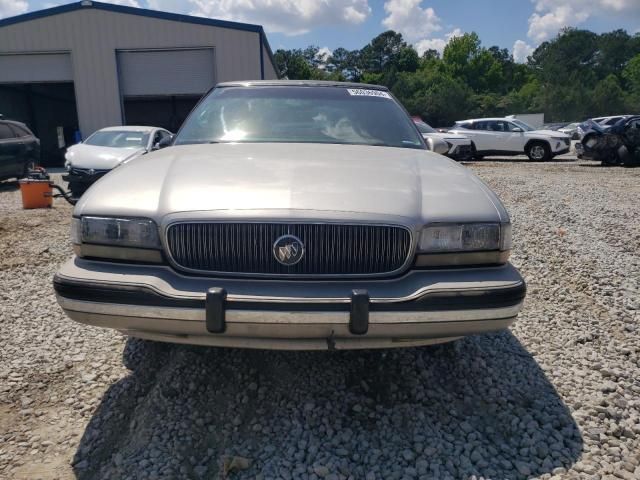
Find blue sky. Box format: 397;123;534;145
7;0;640;62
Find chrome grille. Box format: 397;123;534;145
166;222;412;276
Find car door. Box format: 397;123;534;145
465;121;491;151
0;122;23;178
503;121;527;152
483;120;512;152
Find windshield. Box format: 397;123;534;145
511;119;535;131
414;121;437;134
175;86;425;149
85;131;149;148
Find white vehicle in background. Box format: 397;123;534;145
63;126;173;198
414;120;472;160
449;117;571;161
557;122;582;140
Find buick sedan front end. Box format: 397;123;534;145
54;81;525;350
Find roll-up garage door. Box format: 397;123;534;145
0;53;73;83
117;48;215;97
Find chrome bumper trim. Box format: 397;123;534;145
57;295;523;324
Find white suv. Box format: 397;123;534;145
449;117;571;161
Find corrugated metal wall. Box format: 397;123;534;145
0;7;277;136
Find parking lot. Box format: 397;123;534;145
1;157;639;480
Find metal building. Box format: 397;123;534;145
0;0;278;165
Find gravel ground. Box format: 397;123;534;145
0;161;639;480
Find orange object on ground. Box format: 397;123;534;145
19;179;53;209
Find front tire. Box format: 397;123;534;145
526;142;551;161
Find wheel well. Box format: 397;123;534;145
524;139;550;152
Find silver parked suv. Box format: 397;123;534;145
54;81;525;350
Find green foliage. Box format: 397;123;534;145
274;27;639;126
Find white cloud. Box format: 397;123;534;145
513;39;534;63
415;28;463;56
189;0;371;35
316;47;332;63
382;0;441;43
0;0;28;19
527;0;640;43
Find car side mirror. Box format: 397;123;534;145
155;135;174;150
512;127;523;133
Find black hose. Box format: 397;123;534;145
50;184;77;205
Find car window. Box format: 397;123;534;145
457;122;472;130
487;121;505;132
474;121;488;130
0;123;15;140
605;117;622;125
153;131;163;144
175;86;425;150
84;130;150;148
9;124;30;137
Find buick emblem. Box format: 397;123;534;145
273;235;304;266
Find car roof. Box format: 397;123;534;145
215;80;389;90
98;126;159;132
0;119;29;128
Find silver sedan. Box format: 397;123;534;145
54;81;525;350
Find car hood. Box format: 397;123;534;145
66;144;146;170
75;143;508;225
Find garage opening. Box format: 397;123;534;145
0;53;79;167
118;48;215;133
122;95;199;133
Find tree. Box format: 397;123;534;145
623;54;640;93
360;30;407;73
591;74;626;116
273;49;312;79
396;47;419;72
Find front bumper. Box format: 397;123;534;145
54;257;526;350
62;169;109;196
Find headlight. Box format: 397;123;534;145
415;223;511;266
75;216;161;248
418;223;506;252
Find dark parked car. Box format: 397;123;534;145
0;117;40;181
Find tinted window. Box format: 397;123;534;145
84;130;150;148
474;121;489;130
176;86;425;149
486;121;504;132
0;123;15;140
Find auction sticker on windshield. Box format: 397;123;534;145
347;89;392;99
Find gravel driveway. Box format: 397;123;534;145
1;161;639;480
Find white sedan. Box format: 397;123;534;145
449;117;571;161
63;126;172;198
